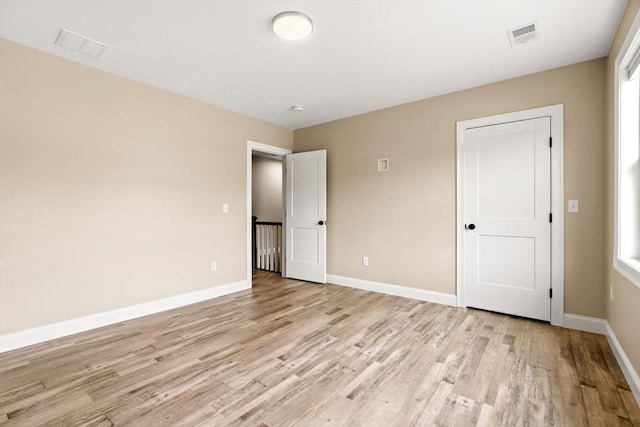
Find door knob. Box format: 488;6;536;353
318;220;325;225
466;223;476;230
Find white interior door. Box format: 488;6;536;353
465;118;551;321
284;150;326;283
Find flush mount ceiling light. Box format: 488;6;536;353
272;11;313;41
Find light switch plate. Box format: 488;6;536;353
223;203;229;214
568;200;579;213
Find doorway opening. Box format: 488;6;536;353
252;152;284;274
246;141;291;287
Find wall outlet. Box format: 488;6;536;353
362;256;369;266
610;284;614;301
211;261;217;272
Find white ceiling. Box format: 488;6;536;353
0;1;627;129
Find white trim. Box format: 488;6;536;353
613;10;640;289
246;141;292;286
0;280;249;353
327;274;457;307
563;313;640;405
605;322;640;405
563;313;608;335
456;104;564;326
615;258;640;287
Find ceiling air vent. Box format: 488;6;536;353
507;21;539;46
55;29;108;58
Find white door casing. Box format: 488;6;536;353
456;105;564;326
284;150;327;283
465;118;551;321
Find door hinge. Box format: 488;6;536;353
549;288;553;298
549;137;552;148
549;213;552;223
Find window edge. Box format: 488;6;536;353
613;9;640;291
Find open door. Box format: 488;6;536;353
284;150;327;283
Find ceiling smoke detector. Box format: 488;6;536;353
291;105;304;112
507;21;539;46
55;28;108;57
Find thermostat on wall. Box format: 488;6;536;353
378;158;389;172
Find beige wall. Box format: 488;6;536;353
0;39;293;334
295;58;607;318
606;0;640;381
252;156;283;223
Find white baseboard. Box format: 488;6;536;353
326;274;457;307
563;313;608;335
564;313;640;405
605;322;640;405
0;280;249;353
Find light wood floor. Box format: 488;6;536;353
1;271;639;426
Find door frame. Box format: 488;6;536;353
246;140;292;287
455;104;564;326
